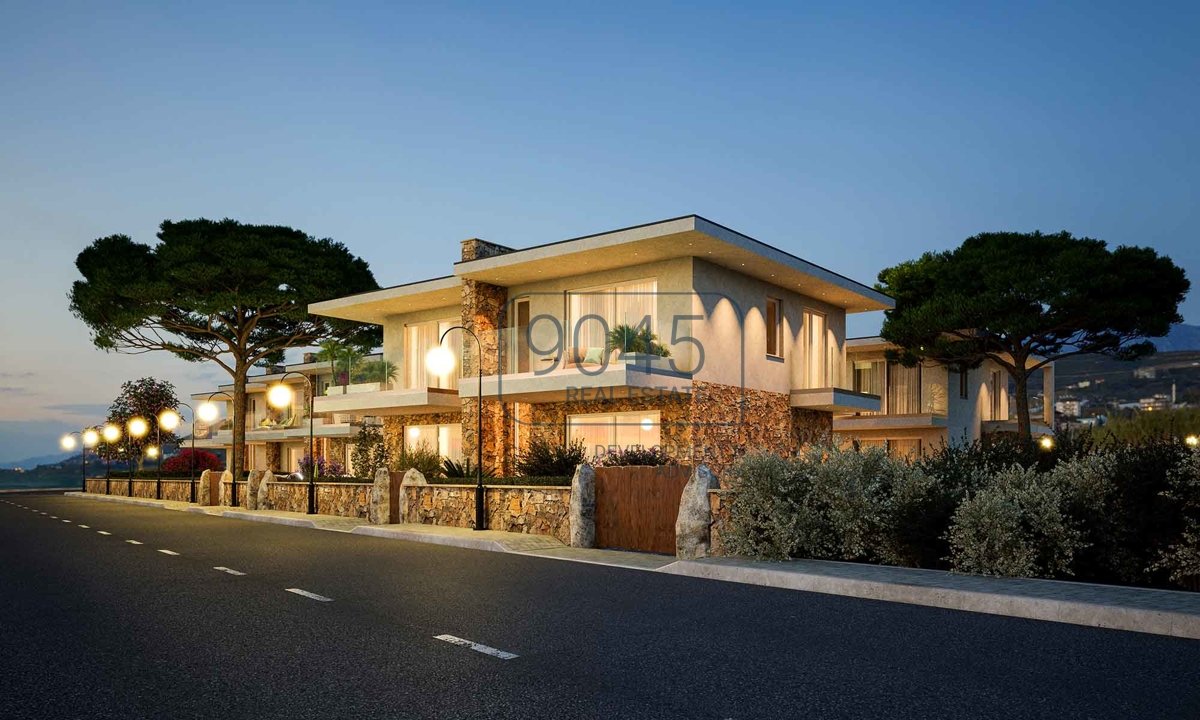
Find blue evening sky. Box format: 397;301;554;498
0;1;1196;461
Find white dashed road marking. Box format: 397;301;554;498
62;520;71;523
214;567;246;576
285;588;333;602
434;634;519;660
78;525;90;529
157;549;179;556
126;540;143;545
97;531;111;536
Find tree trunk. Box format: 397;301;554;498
1013;370;1032;445
231;361;249;502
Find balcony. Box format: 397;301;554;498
460;352;693;404
833;412;947;433
312;381;460;416
190;416;354;446
791;387;882;414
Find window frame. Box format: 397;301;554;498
765;297;784;359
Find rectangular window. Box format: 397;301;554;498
404;422;462;461
802;309;828;388
887;439;922;459
921;364;948;415
567;410;661;457
566;278;657;360
851;359;885;415
887;363;921;415
512;298;531;373
765;297;783;357
959;370;969;400
405;319;460;390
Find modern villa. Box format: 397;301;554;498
302;215;891;475
834;336;1056;456
191;215;1056;473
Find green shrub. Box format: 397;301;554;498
594;446;675;467
948;465;1082;578
1151;450;1200;588
389;442;444;479
515;436;585;477
724;444;937;564
351;423;388;479
441;458;493;479
427;475;570;487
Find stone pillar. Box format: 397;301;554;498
265;443;281;473
196;469;213;506
568;463;595;548
399;468;427;524
675;464;718;559
791;408;833;447
257;471;274;510
369;467;391;524
220;469;234;506
245;470;263;510
461;264;510;477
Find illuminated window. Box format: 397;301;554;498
567;410;661;457
404;423;462;461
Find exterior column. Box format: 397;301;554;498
460;238;514;477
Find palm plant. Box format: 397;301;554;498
606;324;670;357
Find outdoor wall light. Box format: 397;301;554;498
1038;436;1055;451
128;417;150;439
1186;435;1199;448
196;401;221;423
267;383;295;409
158;408;182;431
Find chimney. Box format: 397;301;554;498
461;238;515;262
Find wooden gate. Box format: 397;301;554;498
594;465;692;554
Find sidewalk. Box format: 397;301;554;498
61;491;1200;640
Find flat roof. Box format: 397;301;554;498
308;276;461;324
453;215;892;313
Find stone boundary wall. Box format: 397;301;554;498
220;480;245;507
404;484;571;544
83;478;195;502
260;481;372;518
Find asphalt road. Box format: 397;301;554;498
1;494;1198;719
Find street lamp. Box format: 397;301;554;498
101;423;121;494
199;391;236;505
267;373;316;514
159;404;200;503
61;428;100;493
127;416;150;495
427;326;486;531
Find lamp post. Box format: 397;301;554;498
127;416;149;496
198;391;235;505
101;424;121;495
267;373;316;514
159;404;197;502
60;429;100;493
427;326;485;531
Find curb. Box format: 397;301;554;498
660;560;1200;641
351;525;509;552
63;491;168;510
219;510;320;529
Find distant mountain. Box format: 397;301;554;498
0;451;73;470
1153;323;1200;353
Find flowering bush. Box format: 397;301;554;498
1152;451;1200;586
161;449;222;473
297;453;345;478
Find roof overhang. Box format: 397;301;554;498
453;216;892;313
846;336;1050;369
791;387;882;413
308;276;462;324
